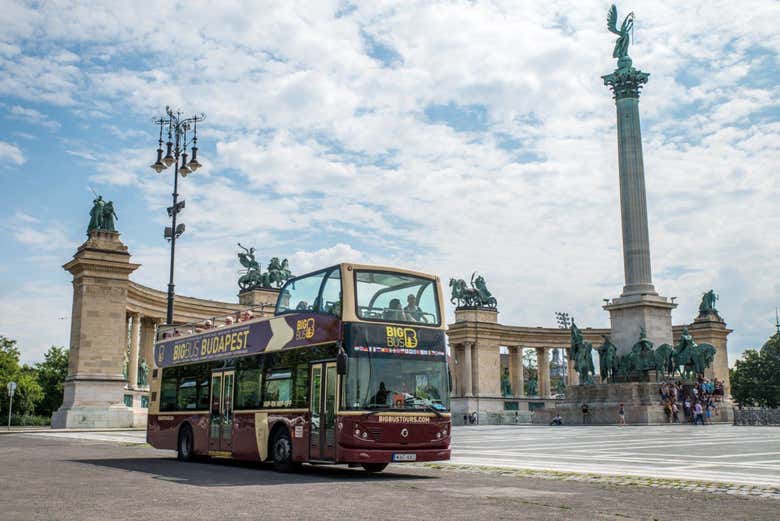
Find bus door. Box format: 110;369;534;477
309;362;337;460
209;370;235;453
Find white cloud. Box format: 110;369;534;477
7;104;60;130
1;0;779;365
0;140;25;165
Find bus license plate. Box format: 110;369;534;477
393;453;416;462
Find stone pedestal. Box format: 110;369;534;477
604;294;677;357
52;230;140;428
533;382;733;425
238;287;281;309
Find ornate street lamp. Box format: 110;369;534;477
150;107;205;325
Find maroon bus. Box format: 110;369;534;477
147;263;451;472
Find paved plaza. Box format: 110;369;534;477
2;431;778;521
450;424;780;487
14;423;780;488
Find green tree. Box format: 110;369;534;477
0;336;43;418
731;333;780;407
34;346;69;416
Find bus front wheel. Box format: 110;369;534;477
361;463;388;473
271;429;300;472
177;425;194;462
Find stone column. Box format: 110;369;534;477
602;61;677;359
567;348;579;386
128;313;141;390
536;347;549;397
463;343;473;397
52;230;140;428
603;63;654;297
511;347;524;397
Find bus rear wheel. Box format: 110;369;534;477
361;463;388;473
272;429;300;473
177;425;194;462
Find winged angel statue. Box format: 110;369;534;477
607;4;634;60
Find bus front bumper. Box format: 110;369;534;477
338;447;451;464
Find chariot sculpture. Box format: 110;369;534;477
449;273;497;309
237;243;293;292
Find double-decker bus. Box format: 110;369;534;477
147;263;450;472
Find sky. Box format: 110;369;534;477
0;0;778;365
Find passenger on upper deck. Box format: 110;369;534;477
239;310;254;322
404;294;428;323
223;316;234;326
384;299;405;321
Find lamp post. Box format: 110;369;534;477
151;107;205;325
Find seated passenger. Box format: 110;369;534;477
384;298;405;321
296;300;309;311
404;294;427;323
202;320;213;330
224;316;234;326
239;310;254;322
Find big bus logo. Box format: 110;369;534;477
386;326;418;349
295;318;316;340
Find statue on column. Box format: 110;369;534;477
501;367;512;397
526;378;537;396
698;289;721;319
607;4;634;62
137;358;149;387
87;194;119;235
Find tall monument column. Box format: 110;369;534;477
601;20;676;357
52;216;140;427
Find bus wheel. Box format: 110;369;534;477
272;429;300;472
177;425;194;462
361;463;388;473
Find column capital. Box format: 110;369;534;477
602;64;649;100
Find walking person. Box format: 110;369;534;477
693;401;704;425
672;402;680;423
618;403;626;426
581;403;590;425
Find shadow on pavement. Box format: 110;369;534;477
69;457;436;487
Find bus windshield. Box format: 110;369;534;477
355;270;440;325
343;356;449;411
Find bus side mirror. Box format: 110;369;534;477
337;346;348;376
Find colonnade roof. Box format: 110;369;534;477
126;281;249;324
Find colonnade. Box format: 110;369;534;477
451;342;579;399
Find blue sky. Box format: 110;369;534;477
0;1;778;364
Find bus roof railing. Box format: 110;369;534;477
155;304;276;342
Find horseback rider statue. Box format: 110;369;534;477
570;321;595;385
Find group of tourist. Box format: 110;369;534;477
162;310;256;338
659;377;723;425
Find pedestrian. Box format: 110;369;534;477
581;403;590;425
618;403;626;426
684;399;692;422
694;401;704;425
664;401;672;423
672;402;679;423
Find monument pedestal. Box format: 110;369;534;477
52;230;140;428
604;294;676;356
238;287;281;309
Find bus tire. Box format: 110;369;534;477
361;463;388;473
177;424;194;462
271;429;300;473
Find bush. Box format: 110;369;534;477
8;414;51;427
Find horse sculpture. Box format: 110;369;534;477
654;343;675;380
673;327;716;379
449;273;497;308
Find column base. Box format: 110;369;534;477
51;378;139;428
604;293;677;358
